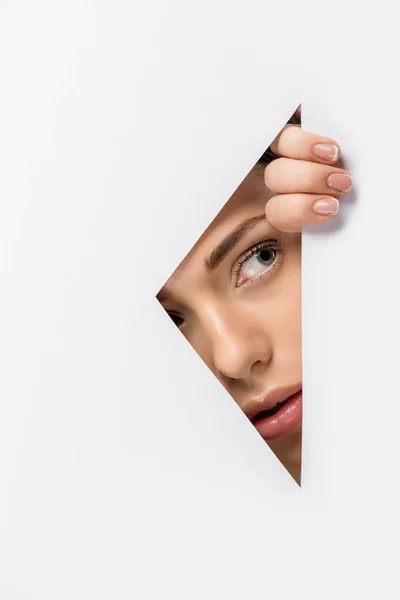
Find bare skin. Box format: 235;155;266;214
158;107;352;484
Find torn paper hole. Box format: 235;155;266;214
157;108;302;485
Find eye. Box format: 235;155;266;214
168;312;185;328
236;244;278;287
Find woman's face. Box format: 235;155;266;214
158;164;303;483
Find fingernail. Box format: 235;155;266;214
312;143;340;162
327;173;352;192
312;197;339;216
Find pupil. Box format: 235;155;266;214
259;248;275;263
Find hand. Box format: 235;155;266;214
263;105;352;232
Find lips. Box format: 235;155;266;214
246;386;302;440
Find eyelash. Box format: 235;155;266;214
168;312;185;328
231;238;283;288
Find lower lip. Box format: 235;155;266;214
252;389;302;440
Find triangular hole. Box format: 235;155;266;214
157;107;302;485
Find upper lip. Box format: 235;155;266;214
244;384;302;422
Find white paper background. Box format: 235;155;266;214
0;1;399;598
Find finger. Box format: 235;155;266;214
264;157;352;196
265;193;340;233
270;124;341;165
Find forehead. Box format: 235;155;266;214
205;164;270;235
183;164;271;262
158;164;273;300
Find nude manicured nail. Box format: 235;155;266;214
327;173;352;192
312;197;339;216
312;143;339;162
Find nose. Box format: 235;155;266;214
201;304;273;381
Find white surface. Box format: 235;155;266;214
0;1;399;598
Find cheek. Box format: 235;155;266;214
276;274;302;361
253;256;302;351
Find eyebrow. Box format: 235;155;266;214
204;214;266;271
